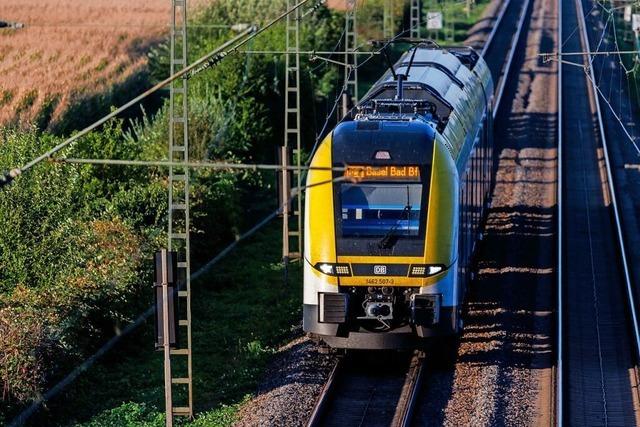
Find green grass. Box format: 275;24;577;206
35;222;302;427
422;0;493;44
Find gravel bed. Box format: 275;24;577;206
465;0;505;50
414;0;557;425
233;332;336;426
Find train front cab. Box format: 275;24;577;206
302;116;489;350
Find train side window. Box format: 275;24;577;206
475;147;480;232
466;165;472;258
459;180;465;269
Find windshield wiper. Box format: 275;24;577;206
378;203;411;249
377;185;413;249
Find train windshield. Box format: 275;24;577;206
340;183;423;237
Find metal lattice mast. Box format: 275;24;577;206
383;0;394;39
345;0;358;107
410;0;421;39
283;0;302;263
166;0;192;421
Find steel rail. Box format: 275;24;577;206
576;0;640;371
492;0;533;117
556;0;563;423
306;357;343;427
305;352;424;427
555;1;640;424
392;351;425;427
479;0;513;58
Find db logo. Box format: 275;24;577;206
373;265;387;275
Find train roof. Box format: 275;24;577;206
353;45;494;168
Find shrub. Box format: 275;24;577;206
0;128;148;406
0;0;346;419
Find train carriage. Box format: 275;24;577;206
303;44;494;350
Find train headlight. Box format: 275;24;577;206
409;264;446;277
314;262;352;276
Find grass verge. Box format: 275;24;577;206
33;221;302;427
422;0;493;44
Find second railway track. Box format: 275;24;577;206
557;0;640;424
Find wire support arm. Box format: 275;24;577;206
51;157;349;173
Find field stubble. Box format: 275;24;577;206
0;0;200;130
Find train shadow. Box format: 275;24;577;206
413;106;558;424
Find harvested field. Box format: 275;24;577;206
0;0;200;129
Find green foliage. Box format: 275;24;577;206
0;127;152;412
77;403;165;427
1;0;346;422
77;399;246;427
46;224;300;426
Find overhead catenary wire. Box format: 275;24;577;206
11;23;235;28
544;1;640;157
52;157;350;173
0;26;255;187
587;0;640;155
306;24;421;164
185;0;314;78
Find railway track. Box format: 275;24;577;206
557;0;640;424
305;1;533;425
480;0;531;117
307;351;425;427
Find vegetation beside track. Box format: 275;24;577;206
0;0;342;423
0;0;496;424
45;223;302;426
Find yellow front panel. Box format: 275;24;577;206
424;138;458;265
305;134;338;286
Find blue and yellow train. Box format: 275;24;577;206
303;45;494;349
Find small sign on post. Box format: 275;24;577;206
625;6;632;23
154;250;179;350
426;12;443;31
634;14;640;34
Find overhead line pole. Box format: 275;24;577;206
383;0;394;39
410;0;421;39
282;0;303;273
165;0;193;422
344;0;359;116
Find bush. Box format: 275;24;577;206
0;217;145;404
0;0;346;419
0;128;148;408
